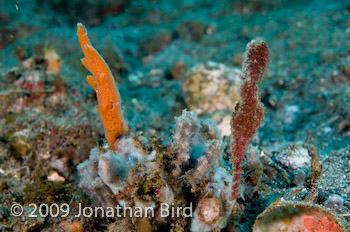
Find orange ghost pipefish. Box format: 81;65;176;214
77;23;129;147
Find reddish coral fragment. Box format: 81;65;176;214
303;215;343;232
230;40;269;200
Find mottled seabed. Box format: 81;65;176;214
0;0;349;231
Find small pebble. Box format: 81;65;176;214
47;171;65;183
324;194;343;211
292;170;305;185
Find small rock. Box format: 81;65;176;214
47;171;65;183
197;197;222;225
0;181;8;192
342;65;350;77
232;54;243;66
274;144;311;170
292;170;306;185
324;194;343;211
217;115;231;137
170;60;187;79
338;120;350;132
282;105;300;124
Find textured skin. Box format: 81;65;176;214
77;23;129;147
230;40;269;200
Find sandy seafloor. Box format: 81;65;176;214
0;0;350;231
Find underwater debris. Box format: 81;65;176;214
182;61;242;136
77;135;155;206
77;107;235;230
43;48;61;75
170;110;201;175
196;197;222;225
274;144;311;171
270;144;312;186
182;61;242;116
260;149;290;186
170;60;188;80
324;194;344;212
77;147;116;207
165;110;234;230
190;166;235;231
168;110;224;185
77;23;129;147
230;39;269;201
